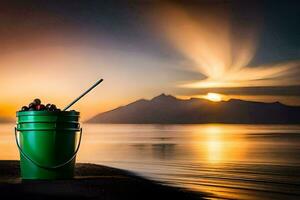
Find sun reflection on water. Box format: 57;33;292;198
193;124;248;165
205;126;223;163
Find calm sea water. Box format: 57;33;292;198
1;123;300;199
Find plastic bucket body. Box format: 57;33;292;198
15;111;81;180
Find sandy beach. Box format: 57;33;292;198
0;160;206;200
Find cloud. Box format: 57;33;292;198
151;3;300;89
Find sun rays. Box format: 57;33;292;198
152;3;300;89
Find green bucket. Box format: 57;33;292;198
15;111;82;180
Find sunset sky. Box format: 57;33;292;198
0;0;300;121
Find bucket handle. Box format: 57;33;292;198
14;127;82;169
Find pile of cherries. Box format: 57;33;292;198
20;99;61;112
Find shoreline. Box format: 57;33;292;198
0;160;207;199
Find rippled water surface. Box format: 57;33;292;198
1;124;300;199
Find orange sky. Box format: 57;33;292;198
0;1;300;121
0;43;181;121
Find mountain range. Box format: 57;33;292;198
87;94;300;124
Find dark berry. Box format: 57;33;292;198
49;104;57;111
28;107;35;111
45;104;51;110
35;104;41;110
55;108;61;112
33;98;41;105
28;103;36;108
36;104;46;111
21;106;28;111
40;104;46;110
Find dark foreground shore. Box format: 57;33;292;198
0;161;206;200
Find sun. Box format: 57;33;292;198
205;93;222;102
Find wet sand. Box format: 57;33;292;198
0;161;206;199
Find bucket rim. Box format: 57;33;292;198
17;121;80;124
17;110;80;117
16;127;81;131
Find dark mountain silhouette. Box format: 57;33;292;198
87;94;300;124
